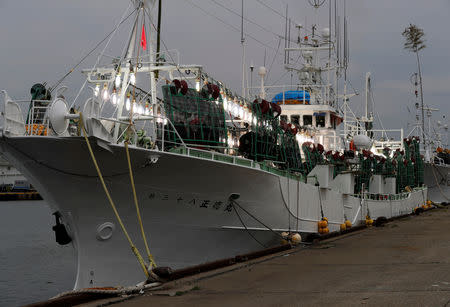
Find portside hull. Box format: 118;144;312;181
0;136;426;289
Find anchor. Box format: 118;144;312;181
52;211;72;245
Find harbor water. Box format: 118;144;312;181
0;201;76;306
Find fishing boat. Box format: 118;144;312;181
421;124;449;203
0;0;427;289
425;161;449;203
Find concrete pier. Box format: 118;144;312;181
78;206;450;306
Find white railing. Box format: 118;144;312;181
1;93;51;136
358;186;426;202
0;94;292;174
26;100;50;136
433;155;446;166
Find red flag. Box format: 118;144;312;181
140;24;147;50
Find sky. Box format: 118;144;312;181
0;0;448;143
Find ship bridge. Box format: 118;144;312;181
279;104;342;130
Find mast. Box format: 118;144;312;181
241;0;246;99
147;4;158;110
113;0;157;142
284;5;288;65
334;0;339;112
327;0;331;104
155;0;162;79
113;8;140;141
365;72;370;120
249;61;254;98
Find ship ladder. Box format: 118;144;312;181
79;113;152;279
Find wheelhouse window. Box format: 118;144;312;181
316;115;325;127
290;115;300;125
303;115;312;126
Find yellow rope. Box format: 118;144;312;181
79;114;150;278
125;141;157;268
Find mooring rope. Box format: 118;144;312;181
232;203;267;248
317;185;325;219
125;141;157;268
51;282;162;300
80;113;150;278
230;198;285;241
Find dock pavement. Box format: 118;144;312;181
82;206;450;307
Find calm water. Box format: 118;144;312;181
0;201;76;307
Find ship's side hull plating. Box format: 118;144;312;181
424;163;450;203
0;136;426;289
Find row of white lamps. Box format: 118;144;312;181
94;71;153;116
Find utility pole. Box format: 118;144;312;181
402;24;427;157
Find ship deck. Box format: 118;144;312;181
65;205;450;307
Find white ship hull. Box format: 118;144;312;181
424;163;450;203
0;135;427;289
